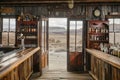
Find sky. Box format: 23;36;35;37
49;18;83;29
3;18;16;31
49;18;67;28
109;18;120;24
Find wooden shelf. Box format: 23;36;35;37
88;32;109;35
87;20;109;49
17;21;37;25
16;20;38;48
86;20;119;80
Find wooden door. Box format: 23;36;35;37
67;18;84;72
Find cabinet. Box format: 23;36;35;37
86;49;120;80
16;21;38;48
87;20;109;50
87;20;109;79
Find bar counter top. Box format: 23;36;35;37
0;47;40;79
86;48;120;69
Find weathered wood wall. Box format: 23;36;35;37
0;3;120;19
0;3;120;44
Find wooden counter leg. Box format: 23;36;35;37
10;70;14;80
14;68;19;80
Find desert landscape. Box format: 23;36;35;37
48;27;83;52
2;32;15;47
48;26;83;70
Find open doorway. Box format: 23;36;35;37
48;18;67;71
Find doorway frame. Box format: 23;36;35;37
47;17;87;72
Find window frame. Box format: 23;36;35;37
108;16;120;44
2;16;16;47
69;20;83;52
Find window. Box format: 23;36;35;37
2;18;16;46
108;18;120;44
69;20;83;52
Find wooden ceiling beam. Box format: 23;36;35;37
0;0;120;4
0;0;120;5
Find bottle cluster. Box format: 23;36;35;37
90;35;109;41
109;43;120;58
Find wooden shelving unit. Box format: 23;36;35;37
16;21;38;48
87;20;109;50
86;20;120;80
86;20;119;80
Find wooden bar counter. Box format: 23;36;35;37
0;47;40;80
86;49;120;80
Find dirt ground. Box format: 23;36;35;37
49;51;67;71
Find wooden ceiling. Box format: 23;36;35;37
0;0;120;4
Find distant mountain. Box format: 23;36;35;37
48;26;83;34
49;27;66;34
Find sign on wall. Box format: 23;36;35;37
0;7;15;14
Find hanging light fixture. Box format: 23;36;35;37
68;0;74;9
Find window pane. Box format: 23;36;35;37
3;18;9;32
2;18;16;47
9;18;16;46
9;32;15;46
2;18;9;46
108;19;113;32
114;18;120;32
10;18;16;32
2;32;8;46
70;21;75;52
76;21;83;52
115;33;120;44
109;33;114;44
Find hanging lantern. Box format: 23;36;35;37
68;0;74;9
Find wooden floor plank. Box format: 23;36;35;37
31;70;93;80
31;52;93;80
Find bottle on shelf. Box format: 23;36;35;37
95;27;98;33
100;43;104;52
89;27;92;33
96;36;99;40
97;27;100;33
108;43;120;58
105;35;109;41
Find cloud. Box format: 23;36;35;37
49;18;83;29
49;18;67;28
